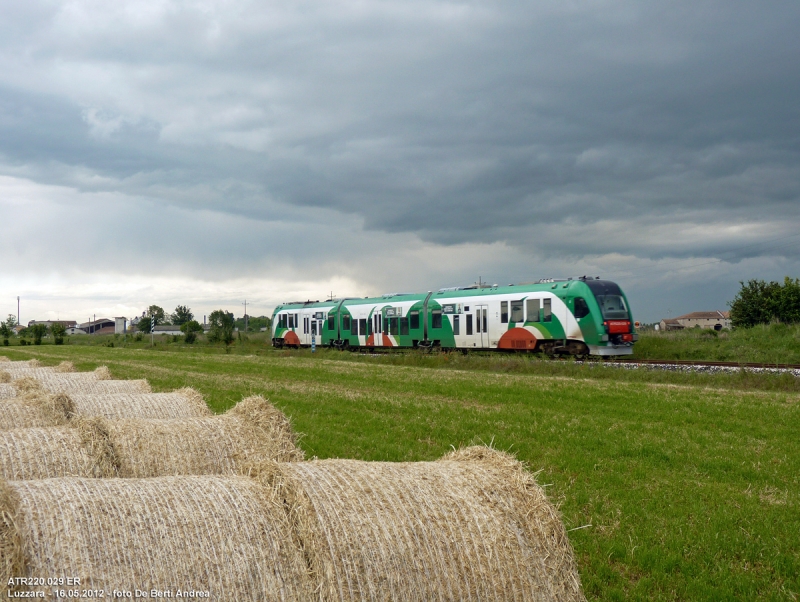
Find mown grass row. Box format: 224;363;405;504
2;345;798;601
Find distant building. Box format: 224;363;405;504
66;327;88;335
78;319;116;335
27;320;77;329
659;311;731;332
151;324;184;336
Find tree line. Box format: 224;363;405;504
729;277;800;328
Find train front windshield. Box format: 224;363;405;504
595;295;628;319
585;280;631;320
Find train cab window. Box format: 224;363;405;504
543;299;552;322
343;315;351;331
431;310;442;329
453;315;460;335
527;299;540;322
328;315;335;331
501;301;508;324
400;317;409;335
510;300;524;323
410;311;420;330
574;297;590;319
466;314;473;335
390;318;399;335
359;319;367;336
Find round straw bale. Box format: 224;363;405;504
66;388;210;420
54;361;77;373
25;359;42;368
1;476;313;600
93;365;113;380
106;396;302;478
0;393;72;430
11;377;42;395
256;446;585;602
0;480;24;586
0;422;115;480
31;376;150;395
0;371;10;383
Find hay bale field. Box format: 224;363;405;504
257;446;585;602
67;388;210;420
0;393;73;430
0;476;314;600
0;421;114;480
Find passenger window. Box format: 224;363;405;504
390;318;399;335
453;315;460;335
543;299;552;322
574;297;590;319
288;315;294;329
311;321;316;335
527;299;540;322
510;300;523;323
343;315;351;331
432;310;442;329
328;315;334;331
410;311;420;330
400;317;409;335
383;316;388;335
466;314;473;335
359;319;367;335
501;301;508;324
351;319;358;334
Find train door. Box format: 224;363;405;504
476;304;488;348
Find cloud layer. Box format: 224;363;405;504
1;0;799;323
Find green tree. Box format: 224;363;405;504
0;322;11;346
50;322;67;345
207;310;235;350
137;305;168;332
29;324;48;345
180;320;203;334
729;277;800;327
171;305;194;326
4;314;17;330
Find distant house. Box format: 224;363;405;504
659;311;731;332
27;320;77;329
151;324;184;336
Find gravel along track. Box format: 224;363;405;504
584;360;800;377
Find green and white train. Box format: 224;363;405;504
271;277;637;357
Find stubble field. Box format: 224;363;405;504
1;343;797;601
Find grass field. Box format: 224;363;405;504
1;343;798;601
633;324;800;364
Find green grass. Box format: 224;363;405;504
634;324;800;364
1;344;798;600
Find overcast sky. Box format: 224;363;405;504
1;0;798;324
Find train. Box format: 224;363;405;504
271;277;637;357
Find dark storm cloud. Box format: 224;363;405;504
0;0;799;322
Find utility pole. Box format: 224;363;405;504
16;297;19;326
242;300;248;333
151;315;155;347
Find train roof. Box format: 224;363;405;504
274;279;626;311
